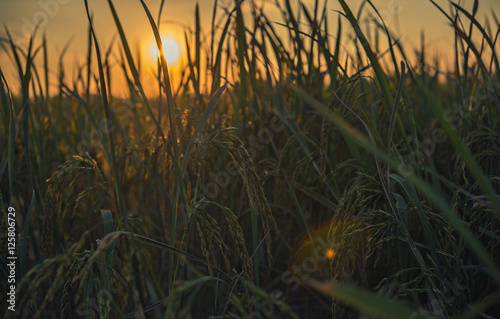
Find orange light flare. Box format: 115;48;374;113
288;221;334;282
325;249;336;259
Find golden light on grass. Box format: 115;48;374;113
5;0;500;317
148;35;180;65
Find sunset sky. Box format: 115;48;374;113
1;0;499;94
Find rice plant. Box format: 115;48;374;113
0;0;499;318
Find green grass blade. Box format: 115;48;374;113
386;61;406;187
21;33;35;193
293;181;337;211
337;0;393;115
195;3;201;97
106;0;168;146
100;209;114;236
416;81;500;212
427;0;490;78
84;0;126;218
20;190;35;279
390;173;444;270
308;280;433;319
387;61;406;152
1;68;16;206
86;23;93;102
296;88;500;285
211;1;244;94
3;26;24;84
98;231;234;282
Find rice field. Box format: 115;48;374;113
1;0;499;318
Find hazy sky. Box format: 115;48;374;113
1;0;499;94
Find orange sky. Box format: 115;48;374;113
1;0;499;96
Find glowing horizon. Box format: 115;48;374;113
1;0;499;97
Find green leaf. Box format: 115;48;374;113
308;280;433;319
20;191;35;278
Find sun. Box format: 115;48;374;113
149;35;180;65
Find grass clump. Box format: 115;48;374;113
1;0;499;318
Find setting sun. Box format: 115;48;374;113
149;35;180;65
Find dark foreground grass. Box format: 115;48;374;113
1;0;499;318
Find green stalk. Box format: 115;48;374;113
337;0;393;115
84;0;127;218
295;87;500;285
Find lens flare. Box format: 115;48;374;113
325;249;336;259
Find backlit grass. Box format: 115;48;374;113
1;0;499;318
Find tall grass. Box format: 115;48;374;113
1;0;499;318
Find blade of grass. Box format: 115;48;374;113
387;61;405;188
20;190;35;278
138;0;192;293
195;3;201;98
428;0;490;79
211;1;245;94
337;0;393;115
308;280;433;319
84;0;126;218
140;1;187;203
295;88;500;285
1;68;16;206
96;231;234;283
106;0;169;151
416;80;500;212
22;33;34;192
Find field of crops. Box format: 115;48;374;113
1;0;499;318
